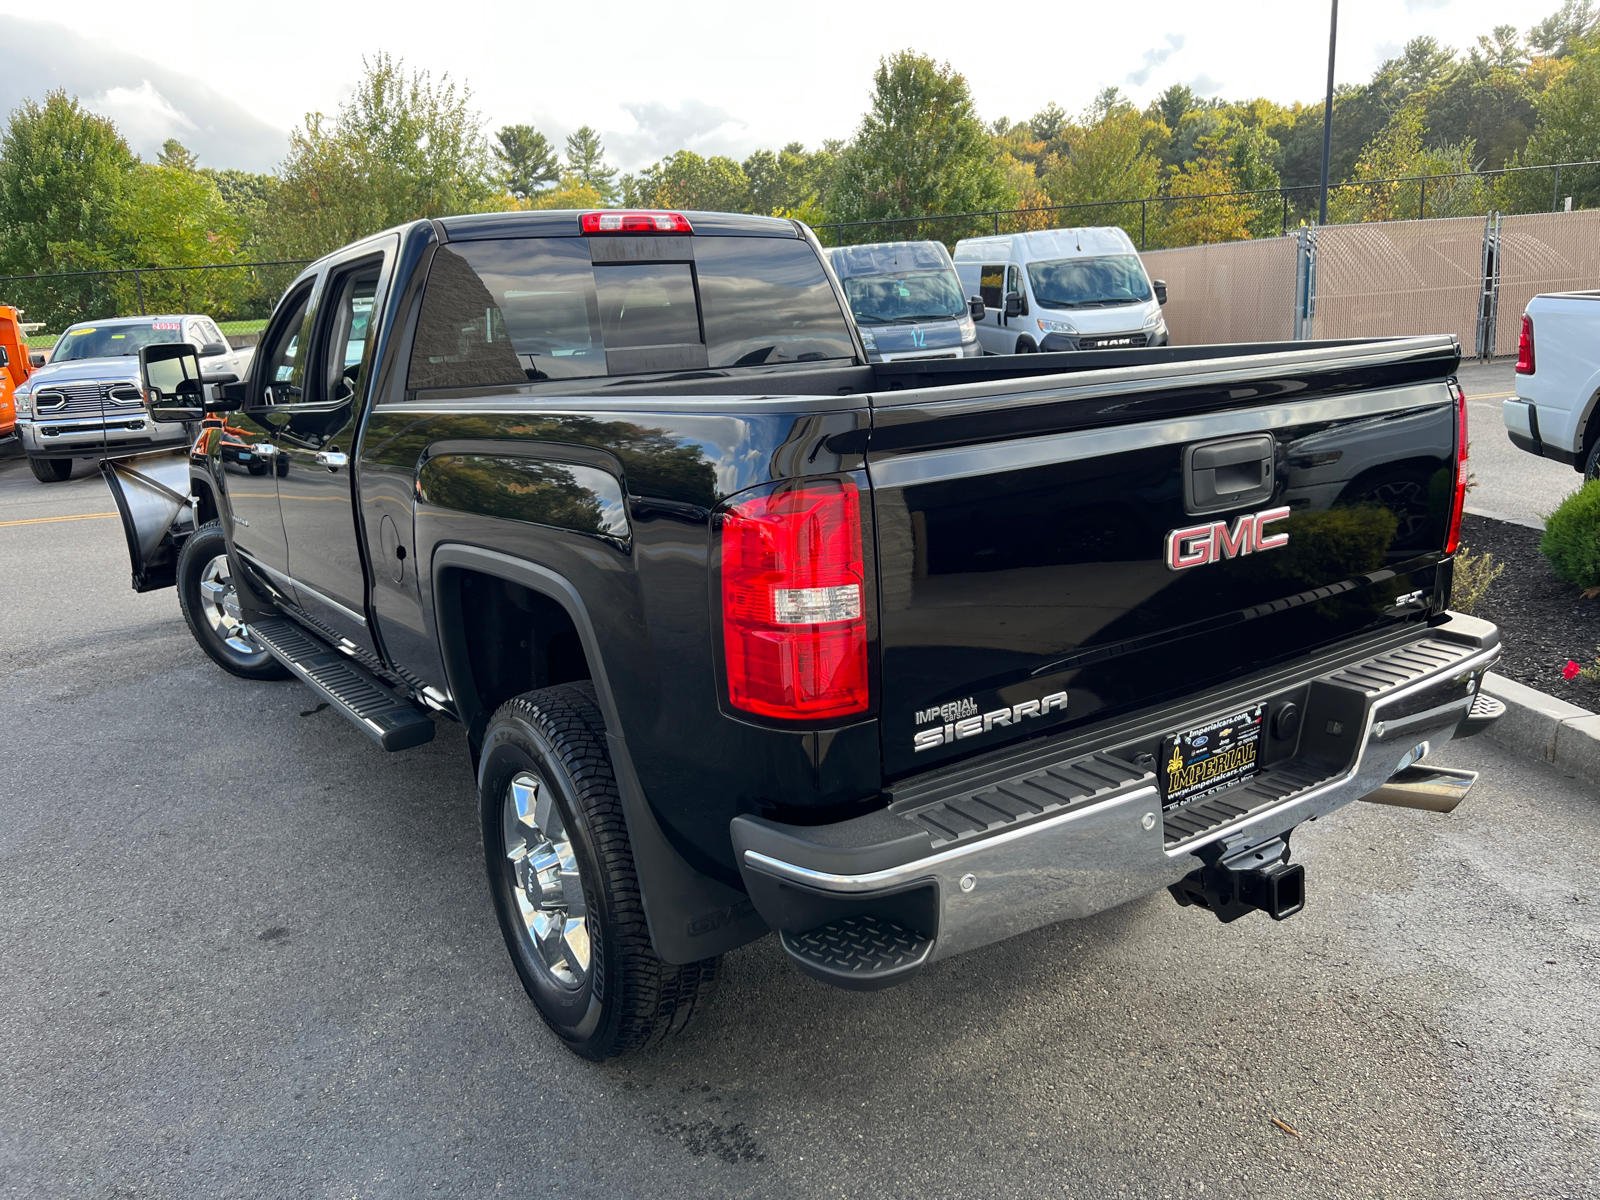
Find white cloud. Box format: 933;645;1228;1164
605;99;750;169
1404;0;1450;11
1127;34;1187;87
87;80;196;152
1188;72;1226;96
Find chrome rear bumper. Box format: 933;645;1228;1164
732;613;1501;986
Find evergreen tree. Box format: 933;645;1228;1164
493;124;560;198
564;126;618;203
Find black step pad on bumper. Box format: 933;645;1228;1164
780;915;933;991
249;617;435;751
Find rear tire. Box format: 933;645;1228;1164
479;682;719;1060
176;520;292;680
1584;439;1600;482
27;456;72;482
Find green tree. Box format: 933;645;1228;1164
158;139;199;171
1528;0;1598;58
625;151;749;211
494;124;560;198
564;126;619;203
265;52;498;260
107;165;247;315
827;51;1010;242
1501;38;1600;210
743;142;837;215
0;89;136;325
1039;102;1162;238
1156;84;1197;131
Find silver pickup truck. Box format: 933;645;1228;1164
15;314;248;482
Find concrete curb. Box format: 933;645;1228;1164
1481;671;1600;781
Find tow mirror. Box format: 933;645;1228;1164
140;342;206;422
0;345;9;368
1153;279;1168;306
1004;291;1023;319
29;351;45;368
969;296;985;321
199;340;229;358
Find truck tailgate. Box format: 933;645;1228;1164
867;338;1462;779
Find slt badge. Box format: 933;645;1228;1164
1165;506;1290;571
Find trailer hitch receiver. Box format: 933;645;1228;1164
1169;835;1305;923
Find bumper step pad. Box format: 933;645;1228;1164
780;915;933;992
249;617;435;751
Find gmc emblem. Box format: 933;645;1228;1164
1165;506;1290;571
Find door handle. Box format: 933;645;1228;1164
315;451;348;470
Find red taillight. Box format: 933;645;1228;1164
1515;314;1535;375
580;210;694;234
1445;380;1469;554
718;478;869;721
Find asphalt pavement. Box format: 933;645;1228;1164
3;431;1599;1199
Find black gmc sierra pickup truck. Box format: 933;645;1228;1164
105;208;1504;1060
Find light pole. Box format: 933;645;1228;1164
1318;0;1339;226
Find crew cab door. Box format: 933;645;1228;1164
272;241;395;653
222;284;313;585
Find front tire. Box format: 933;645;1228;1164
176;520;291;680
1015;337;1037;354
1585;439;1600;482
479;682;719;1060
28;456;72;482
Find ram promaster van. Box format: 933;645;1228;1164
827;241;983;361
954;227;1169;356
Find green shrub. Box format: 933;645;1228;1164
1541;481;1600;594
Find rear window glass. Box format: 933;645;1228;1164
408;235;853;391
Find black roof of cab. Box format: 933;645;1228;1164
436;209;800;241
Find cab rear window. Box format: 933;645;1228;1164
407;235;854;391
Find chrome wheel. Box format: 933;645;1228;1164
196;554;270;664
503;771;591;989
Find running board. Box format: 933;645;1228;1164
249;617;435;751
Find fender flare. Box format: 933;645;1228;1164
430;543;768;965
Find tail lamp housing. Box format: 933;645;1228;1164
1445;379;1469;555
1515;314;1534;375
717;477;870;721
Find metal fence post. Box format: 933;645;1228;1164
1281;191;1289;235
1293;226;1317;340
1140;201;1147;250
1476;212;1502;363
1553;166;1561;213
1418;178;1426;221
993;212;1000;236
133;270;146;315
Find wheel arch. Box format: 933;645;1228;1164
430;543;768;965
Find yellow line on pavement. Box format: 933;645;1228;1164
1466;391;1516;401
0;511;117;528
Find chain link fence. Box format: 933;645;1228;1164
1138;237;1299;345
812;160;1600;252
1493;209;1600;356
1313;216;1487;349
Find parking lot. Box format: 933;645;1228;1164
2;424;1598;1198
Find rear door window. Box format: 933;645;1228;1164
693;238;854;367
407;234;854;391
979;265;1004;310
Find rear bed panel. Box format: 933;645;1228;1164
868;339;1460;780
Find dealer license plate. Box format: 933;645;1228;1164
1160;704;1266;806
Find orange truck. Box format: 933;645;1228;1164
0;305;39;446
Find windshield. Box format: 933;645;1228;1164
51;322;183;362
1025;255;1152;309
840;270;965;325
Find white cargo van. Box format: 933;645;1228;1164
953;227;1168;356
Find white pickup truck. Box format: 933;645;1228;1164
1503;291;1600;480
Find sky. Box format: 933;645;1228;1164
0;0;1543;175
